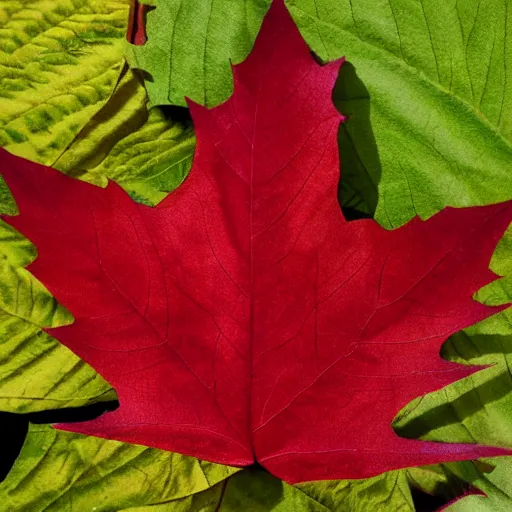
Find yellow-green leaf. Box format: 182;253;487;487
54;66;195;207
0;424;238;511
0;0;130;163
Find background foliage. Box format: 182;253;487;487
0;0;511;510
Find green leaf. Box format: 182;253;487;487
0;312;115;412
54;66;196;206
296;471;415;512
0;424;237;511
0;224;70;326
208;470;332;512
118;468;414;512
286;0;512;228
126;0;271;107
0;221;114;412
467;226;512;335
287;0;512;337
394;330;512;448
0;0;131;213
392;330;512;507
0;0;130;164
393;329;512;507
116;481;229;512
406;464;468;500
0;62;195;416
444;458;512;511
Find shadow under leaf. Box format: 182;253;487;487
333;62;382;220
0;400;119;483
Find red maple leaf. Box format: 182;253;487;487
1;0;511;484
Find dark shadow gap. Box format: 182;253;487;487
0;412;28;482
411;487;452;512
0;400;119;483
159;105;193;125
27;400;119;425
332;61;381;221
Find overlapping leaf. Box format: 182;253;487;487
53;66;195;206
124;0;512;336
444;458;512;511
1;0;511;486
0;218;115;412
0;424;237;511
126;0;271;106
0;0;130;215
0;0;130;164
127;0;512;227
395;331;512;449
1;0;511;509
0;423;416;512
394;329;512;508
286;0;512;227
0;63;197;414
